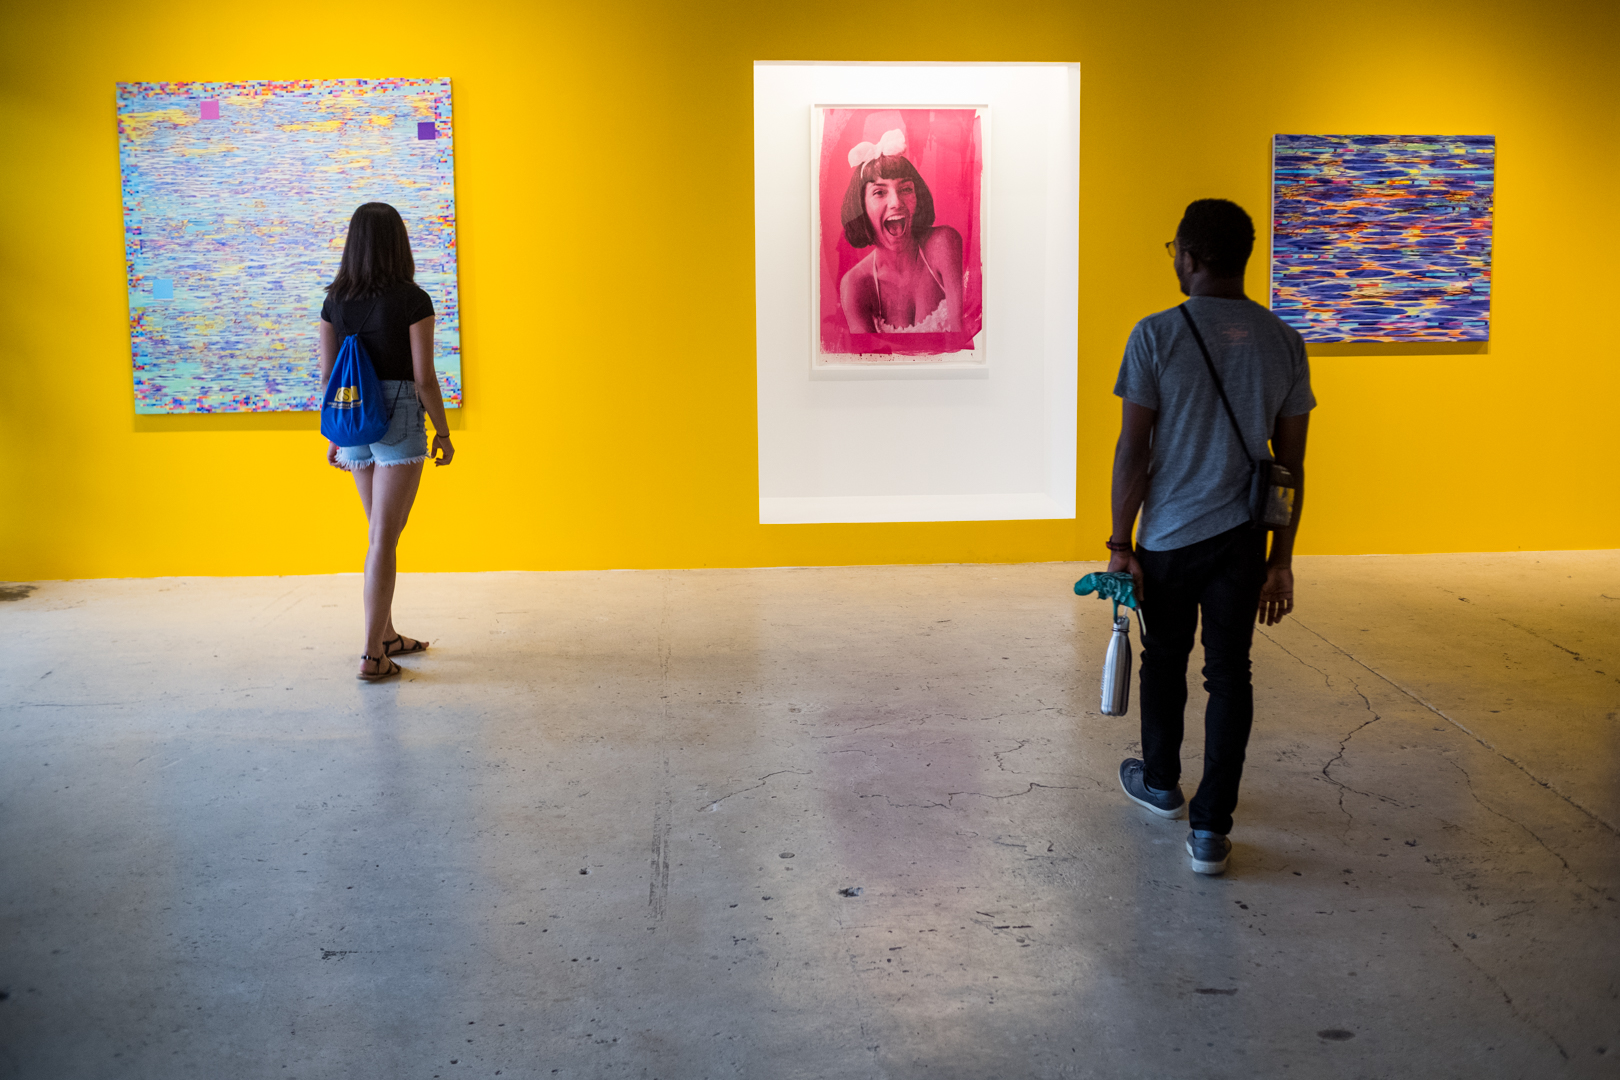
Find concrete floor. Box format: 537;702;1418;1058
1;552;1616;1079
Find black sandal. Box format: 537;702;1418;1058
382;634;430;657
357;654;402;682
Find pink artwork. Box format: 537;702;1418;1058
816;107;984;361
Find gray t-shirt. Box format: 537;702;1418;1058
1114;296;1315;551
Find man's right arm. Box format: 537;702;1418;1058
1108;399;1157;595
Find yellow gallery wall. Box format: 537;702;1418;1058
2;0;1616;580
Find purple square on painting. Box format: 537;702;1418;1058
417;121;437;140
200;100;219;120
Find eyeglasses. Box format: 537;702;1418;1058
1164;239;1178;259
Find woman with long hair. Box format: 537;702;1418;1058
836;129;965;334
318;202;455;682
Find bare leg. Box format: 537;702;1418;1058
353;461;424;674
352;465;396;646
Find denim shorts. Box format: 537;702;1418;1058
336;381;428;468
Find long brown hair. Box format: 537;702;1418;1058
326;202;415;301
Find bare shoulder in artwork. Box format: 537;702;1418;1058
839;251;880;332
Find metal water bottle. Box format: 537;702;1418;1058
1100;614;1133;716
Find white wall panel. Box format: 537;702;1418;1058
754;62;1080;525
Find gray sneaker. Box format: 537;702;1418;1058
1186;831;1231;875
1118;758;1186;819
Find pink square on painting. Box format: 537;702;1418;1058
200;100;220;120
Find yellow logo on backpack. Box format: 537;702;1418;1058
331;385;360;408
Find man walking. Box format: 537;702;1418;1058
1107;199;1314;875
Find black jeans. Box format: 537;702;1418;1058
1136;524;1268;835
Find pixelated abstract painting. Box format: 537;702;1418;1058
1270;135;1494;343
116;78;460;413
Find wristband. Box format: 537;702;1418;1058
1105;538;1134;554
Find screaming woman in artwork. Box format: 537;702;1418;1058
837;129;965;334
317;201;456;682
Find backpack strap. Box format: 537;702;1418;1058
333;296;382;339
1177;303;1257;466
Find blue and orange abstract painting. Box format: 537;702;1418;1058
116;78;461;413
1270;135;1494;343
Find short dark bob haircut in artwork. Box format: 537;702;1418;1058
840;155;936;248
1175;198;1255;278
327;202;416;301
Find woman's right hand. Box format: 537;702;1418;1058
431;432;455;467
326;441;343;470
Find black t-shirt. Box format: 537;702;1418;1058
321;283;435;381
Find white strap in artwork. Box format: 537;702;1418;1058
872;247;948;332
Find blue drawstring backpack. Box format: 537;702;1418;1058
320;298;388;446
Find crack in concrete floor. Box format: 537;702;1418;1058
1291;616;1618;838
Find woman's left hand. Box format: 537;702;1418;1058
326;441;344;470
431;432;455;467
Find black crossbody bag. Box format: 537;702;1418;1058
1177;304;1297;531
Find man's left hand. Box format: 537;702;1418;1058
1257;565;1294;625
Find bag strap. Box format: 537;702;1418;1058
334;296;382;339
1177;303;1257;466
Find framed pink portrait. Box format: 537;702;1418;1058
812;106;986;369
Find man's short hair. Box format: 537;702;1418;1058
1176;199;1254;277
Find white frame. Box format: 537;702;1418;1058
810;104;990;377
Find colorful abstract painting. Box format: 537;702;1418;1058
1270;135;1494;343
116;78;460;413
814;107;984;364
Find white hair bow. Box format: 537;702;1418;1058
848;128;907;169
